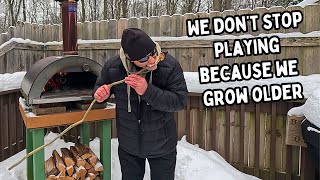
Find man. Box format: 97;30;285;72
93;28;188;180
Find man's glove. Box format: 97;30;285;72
125;74;148;95
94;85;110;103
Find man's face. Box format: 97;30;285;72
132;52;158;71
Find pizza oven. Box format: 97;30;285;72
21;56;101;105
20;0;102;111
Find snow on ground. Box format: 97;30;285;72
0;132;260;180
297;0;319;7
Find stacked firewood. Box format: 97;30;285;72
45;143;104;180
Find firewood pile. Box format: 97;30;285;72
46;143;104;180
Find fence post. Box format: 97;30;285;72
149;16;160;37
128;17;138;29
139;17;149;35
117;18;128;39
160;15;171;36
304;5;320;34
171;14;183;37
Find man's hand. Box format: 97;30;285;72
94;85;110;103
125;74;148;95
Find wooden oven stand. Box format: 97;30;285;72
19;104;115;180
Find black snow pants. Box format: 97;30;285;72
301;119;320;179
118;147;177;180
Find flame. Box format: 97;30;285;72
43;72;68;92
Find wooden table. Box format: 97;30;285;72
19;104;115;180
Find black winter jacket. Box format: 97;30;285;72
94;53;188;158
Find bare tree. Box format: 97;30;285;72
79;0;85;22
145;0;149;16
0;0;305;34
152;0;162;16
103;0;108;19
196;0;201;12
180;0;195;13
116;0;121;19
7;0;15;25
108;0;115;19
224;0;232;10
122;0;128;17
89;0;94;21
7;0;23;26
0;1;8;32
22;0;26;21
213;0;222;11
166;0;179;15
94;0;97;19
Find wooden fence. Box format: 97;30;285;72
0;90;25;161
0;4;319;180
0;90;316;180
0;34;319;75
0;5;319;74
3;5;320;42
177;93;316;180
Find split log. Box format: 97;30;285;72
57;170;66;180
66;165;74;176
84;162;93;170
78;144;98;166
94;161;104;172
52;150;66;172
87;147;98;166
46;146;102;180
57;169;66;177
58;177;75;180
47;176;76;180
47;175;57;180
70;146;86;167
78;144;98;168
61;148;75;167
93;176;101;180
45;156;58;176
87;167;98;175
75;143;92;160
73;166;87;180
86;173;97;180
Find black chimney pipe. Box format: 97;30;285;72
57;0;78;55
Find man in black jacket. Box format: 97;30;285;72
94;28;188;180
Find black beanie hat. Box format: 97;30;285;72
121;28;156;60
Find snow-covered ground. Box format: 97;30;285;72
0;132;260;180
